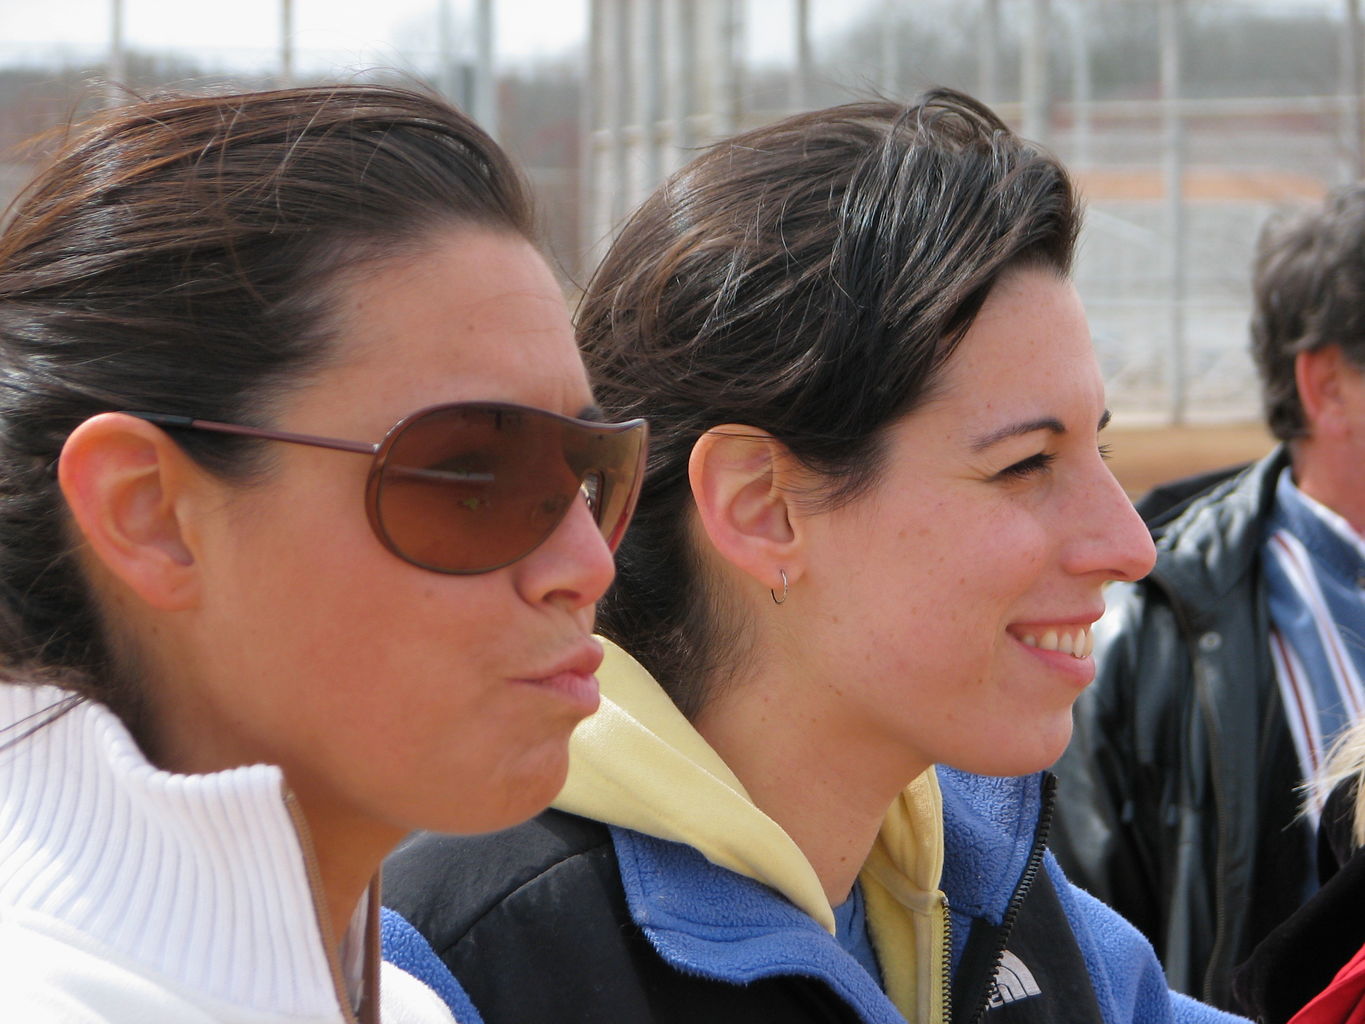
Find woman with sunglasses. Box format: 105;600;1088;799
384;91;1245;1024
0;84;644;1023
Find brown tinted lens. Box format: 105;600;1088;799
373;405;584;574
562;422;647;552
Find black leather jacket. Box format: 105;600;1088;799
1050;446;1316;1010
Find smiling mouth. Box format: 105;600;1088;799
1016;625;1094;658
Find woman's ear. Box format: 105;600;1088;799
688;425;805;594
58;413;202;611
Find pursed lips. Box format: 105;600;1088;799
522;636;605;683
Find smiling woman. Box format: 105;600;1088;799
0;84;643;1024
383;90;1242;1024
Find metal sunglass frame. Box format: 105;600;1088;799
124;402;647;575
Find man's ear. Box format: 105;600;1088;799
58;413;202;611
688;425;805;595
1297;345;1348;439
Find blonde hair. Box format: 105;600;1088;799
1309;717;1365;848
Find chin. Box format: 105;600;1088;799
431;755;570;837
955;756;1057;779
953;724;1073;779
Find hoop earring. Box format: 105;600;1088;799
770;569;789;605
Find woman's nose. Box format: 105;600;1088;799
519;491;618;611
1067;464;1157;584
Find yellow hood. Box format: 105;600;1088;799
554;638;949;1022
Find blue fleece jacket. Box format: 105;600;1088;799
591;766;1246;1024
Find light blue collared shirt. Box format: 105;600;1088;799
1263;468;1365;822
832;880;884;989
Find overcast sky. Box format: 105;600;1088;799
0;0;886;71
2;0;586;68
0;0;1342;75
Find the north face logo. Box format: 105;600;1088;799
987;949;1042;1008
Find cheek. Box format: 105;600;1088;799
219;502;511;732
875;511;1051;683
309;572;512;708
960;503;1051;584
908;506;1048;607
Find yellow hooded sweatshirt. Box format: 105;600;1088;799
554;639;951;1023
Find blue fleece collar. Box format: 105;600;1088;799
610;824;903;1023
936;767;1044;923
607;767;1048;1024
380;907;484;1024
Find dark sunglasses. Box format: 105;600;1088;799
126;402;648;575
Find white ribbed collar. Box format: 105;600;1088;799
0;682;367;1019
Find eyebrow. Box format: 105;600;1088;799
969;409;1112;452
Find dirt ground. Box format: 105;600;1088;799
1104;421;1275;501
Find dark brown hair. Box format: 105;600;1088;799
1251;184;1365;442
0;84;535;725
579;88;1079;717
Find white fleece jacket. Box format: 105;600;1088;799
0;682;454;1024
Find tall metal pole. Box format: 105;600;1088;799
438;0;458;103
716;0;743;137
1160;0;1187;425
1021;0;1049;141
643;0;664;188
279;0;294;87
474;0;497;138
106;0;126;106
979;0;1000;104
1070;0;1091;171
880;0;899;97
792;0;812;112
584;0;606;277
1343;0;1364;180
671;0;699;163
609;0;630;224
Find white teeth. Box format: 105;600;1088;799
1019;625;1092;658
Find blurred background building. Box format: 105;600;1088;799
1;0;1360;427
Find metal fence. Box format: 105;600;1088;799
3;0;1362;423
583;0;1362;424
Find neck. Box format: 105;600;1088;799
289;793;403;959
1293;439;1365;537
693;662;924;907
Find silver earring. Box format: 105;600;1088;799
770;569;789;605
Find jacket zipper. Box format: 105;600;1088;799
282;788;370;1024
940;892;954;1024
961;774;1056;1024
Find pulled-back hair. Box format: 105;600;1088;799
0;84;535;719
579;88;1079;717
1250;184;1365;442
